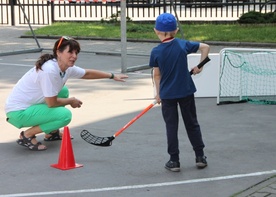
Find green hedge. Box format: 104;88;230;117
238;11;276;24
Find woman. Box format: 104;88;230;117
5;36;128;151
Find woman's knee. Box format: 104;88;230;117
60;108;72;125
58;86;69;98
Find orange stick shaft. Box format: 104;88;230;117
113;100;157;137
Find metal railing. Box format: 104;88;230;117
0;0;275;25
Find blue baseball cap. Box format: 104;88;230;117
155;13;177;32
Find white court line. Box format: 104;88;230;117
1;170;276;197
0;62;33;67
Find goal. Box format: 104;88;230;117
217;48;276;105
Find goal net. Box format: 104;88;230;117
217;48;276;105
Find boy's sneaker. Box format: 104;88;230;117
196;156;208;169
165;160;180;172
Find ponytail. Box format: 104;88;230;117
35;54;55;71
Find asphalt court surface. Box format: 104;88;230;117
1;49;276;196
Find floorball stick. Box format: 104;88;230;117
80;100;157;147
189;56;211;75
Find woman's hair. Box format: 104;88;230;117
35;36;81;71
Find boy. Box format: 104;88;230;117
149;13;210;172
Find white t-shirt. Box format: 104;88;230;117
5;59;85;113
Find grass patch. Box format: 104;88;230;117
29;22;276;43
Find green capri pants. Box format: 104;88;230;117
6;86;72;134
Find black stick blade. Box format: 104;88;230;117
80;130;114;147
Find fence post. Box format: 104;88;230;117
10;0;17;26
49;1;55;24
163;0;167;13
121;0;127;73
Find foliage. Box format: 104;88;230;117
100;11;132;23
238;11;276;24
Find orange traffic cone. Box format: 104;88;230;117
51;126;83;170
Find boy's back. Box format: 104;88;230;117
150;38;199;99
